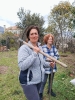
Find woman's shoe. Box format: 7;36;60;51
51;90;56;97
47;89;56;97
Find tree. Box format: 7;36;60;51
16;7;45;44
73;33;75;38
70;1;75;30
48;1;72;52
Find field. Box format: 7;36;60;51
0;50;75;100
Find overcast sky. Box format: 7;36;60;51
0;0;74;28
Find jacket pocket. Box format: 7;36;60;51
29;70;33;81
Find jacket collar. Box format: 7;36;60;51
28;41;41;47
44;44;53;48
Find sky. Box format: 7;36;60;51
0;0;74;28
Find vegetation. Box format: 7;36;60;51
16;8;45;43
45;1;75;53
46;1;72;33
0;31;19;50
0;50;75;100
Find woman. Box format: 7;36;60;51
39;33;59;99
18;25;55;100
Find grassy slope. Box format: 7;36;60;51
0;50;75;100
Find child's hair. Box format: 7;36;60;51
43;33;54;44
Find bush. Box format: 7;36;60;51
10;38;15;44
1;39;6;46
10;47;16;51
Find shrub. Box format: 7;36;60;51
10;47;16;51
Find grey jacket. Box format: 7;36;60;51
18;41;50;85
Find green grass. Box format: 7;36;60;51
0;50;75;100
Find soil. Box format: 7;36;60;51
60;53;75;76
60;54;75;66
0;66;8;74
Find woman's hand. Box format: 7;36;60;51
33;46;40;53
46;58;52;61
46;58;55;68
50;61;55;68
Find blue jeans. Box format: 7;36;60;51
21;83;41;100
39;73;54;94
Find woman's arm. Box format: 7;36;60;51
18;45;38;71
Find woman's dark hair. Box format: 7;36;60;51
26;25;40;40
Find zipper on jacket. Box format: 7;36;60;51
38;54;42;82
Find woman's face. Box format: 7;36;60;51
29;29;39;43
47;36;53;45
